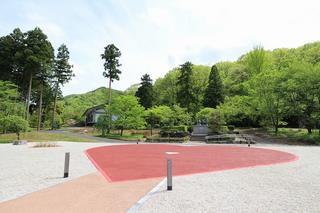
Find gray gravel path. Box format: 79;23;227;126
137;144;320;213
0;142;116;202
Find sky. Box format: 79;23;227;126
1;0;320;96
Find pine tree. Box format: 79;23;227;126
101;44;122;132
176;61;195;113
203;65;224;108
52;44;73;129
135;74;154;109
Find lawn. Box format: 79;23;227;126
97;133;144;141
0;131;97;143
268;128;320;145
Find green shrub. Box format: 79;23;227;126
6;116;29;140
146;135;189;143
95;115;109;136
227;125;235;131
208;109;226;134
161;125;188;132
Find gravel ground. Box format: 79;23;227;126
137;144;320;213
0;142;116;202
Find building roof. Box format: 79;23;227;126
82;104;106;116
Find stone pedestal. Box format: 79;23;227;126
191;125;210;142
192;125;210;135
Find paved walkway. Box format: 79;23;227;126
137;144;320;213
0;173;161;213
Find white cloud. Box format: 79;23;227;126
4;0;319;95
140;7;172;27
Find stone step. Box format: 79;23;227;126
190;135;206;142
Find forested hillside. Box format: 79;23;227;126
151;41;320;134
60;87;122;123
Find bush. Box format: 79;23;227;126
227;125;235;131
208;109;226;134
160;125;189;138
161;125;188;132
159;130;189;138
6;116;29;140
146;135;189;143
95;115;109;136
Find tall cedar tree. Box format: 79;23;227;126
176;61;195;113
135;74;154;109
101;44;122;132
203;65;224;108
52;44;73;129
24;28;54;121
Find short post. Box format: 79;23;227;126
64;152;70;178
248;138;251;147
167;159;172;191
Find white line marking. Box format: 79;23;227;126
126;179;166;213
165;152;179;155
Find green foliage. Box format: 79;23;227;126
242;46;269;76
124;84;140;96
52;44;74;129
268;128;320;145
171;105;192;126
135;74;154;109
196;107;214;121
5;115;29;140
0;81;23;117
219;96;257;127
208;109;226;134
177;61;196;113
54;44;74;85
61;87;122;122
108;95;145;135
217;62;248;96
0;27;66;129
153;69;179;106
145;105;174;127
153;65;210;111
95;115;109;136
101;44;122;81
249;69;289;133
0;131;97;143
161;125;188;132
203;65;224;108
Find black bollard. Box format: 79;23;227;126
167;159;172;191
64;152;70;178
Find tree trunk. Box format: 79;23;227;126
107;77;112;133
51;82;59;130
275;125;278;135
37;83;43;131
120;128;123;136
307;128;312;134
26;73;33;121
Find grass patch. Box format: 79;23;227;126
0;131;97;143
268;128;320;144
98;133;144;141
146;134;190;143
